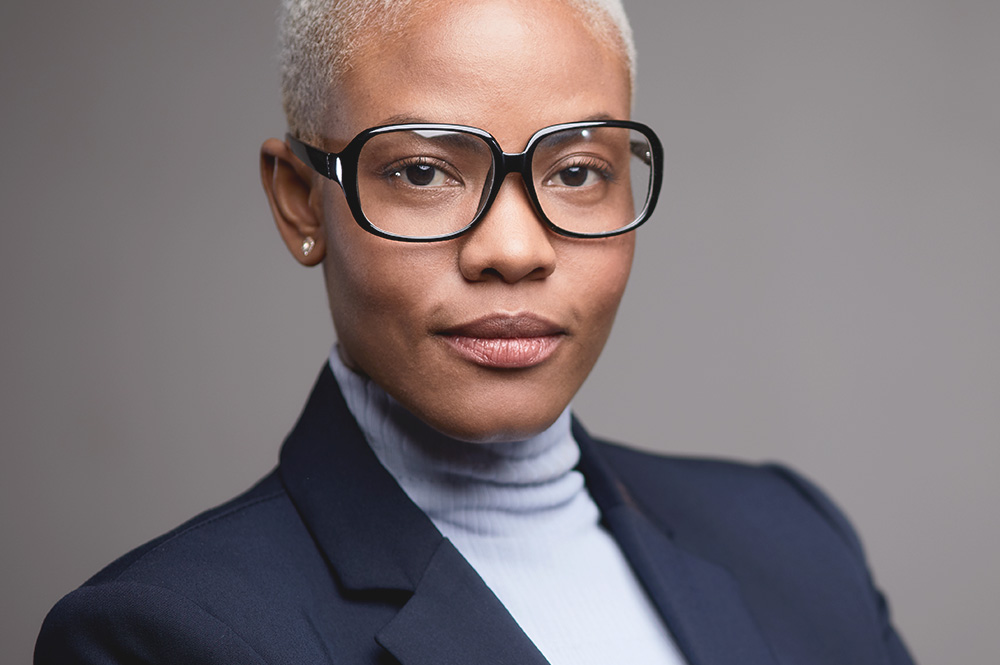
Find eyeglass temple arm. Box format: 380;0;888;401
630;139;653;166
285;134;343;186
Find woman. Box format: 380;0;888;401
36;1;915;663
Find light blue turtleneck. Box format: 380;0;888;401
329;348;687;665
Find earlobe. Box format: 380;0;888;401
260;138;326;266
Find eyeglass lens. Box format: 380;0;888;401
355;126;654;238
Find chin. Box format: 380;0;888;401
416;395;568;444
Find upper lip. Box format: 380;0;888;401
438;313;565;338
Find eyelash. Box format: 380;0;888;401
378;157;457;182
579;157;615;179
550;156;616;183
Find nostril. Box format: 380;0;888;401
475;263;551;284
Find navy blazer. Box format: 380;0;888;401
36;367;915;665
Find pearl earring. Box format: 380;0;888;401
301;236;315;257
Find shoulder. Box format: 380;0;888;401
588;439;872;574
80;471;301;589
35;579;270;665
35;472;324;664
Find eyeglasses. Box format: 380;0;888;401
286;120;663;242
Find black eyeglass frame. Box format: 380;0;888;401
286;119;663;242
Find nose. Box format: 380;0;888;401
457;177;557;283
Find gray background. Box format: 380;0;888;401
2;1;997;662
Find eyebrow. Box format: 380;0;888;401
392;129;492;153
377;114;431;126
374;112;619;127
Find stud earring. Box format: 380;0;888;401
301;236;315;257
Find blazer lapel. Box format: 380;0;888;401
279;367;547;665
279;366;440;591
376;539;549;665
574;420;778;665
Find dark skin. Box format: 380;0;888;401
260;0;634;442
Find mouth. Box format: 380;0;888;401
437;313;566;369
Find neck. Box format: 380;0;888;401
328;347;581;537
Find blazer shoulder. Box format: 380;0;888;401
35;580;270;665
75;469;334;610
36;470;340;664
83;470;289;586
590;439;793;500
587;439;867;560
35;472;292;664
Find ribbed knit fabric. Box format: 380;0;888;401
329;349;687;665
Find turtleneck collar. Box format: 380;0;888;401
328;347;586;539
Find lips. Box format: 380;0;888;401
438;313;565;369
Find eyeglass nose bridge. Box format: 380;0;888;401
498;151;529;175
489;149;533;190
471;149;547;228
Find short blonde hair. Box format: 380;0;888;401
278;0;636;141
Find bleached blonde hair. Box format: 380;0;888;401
278;0;636;141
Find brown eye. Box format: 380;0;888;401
548;162;609;188
557;166;590;187
404;163;438;186
383;159;457;188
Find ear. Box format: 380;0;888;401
260;137;326;266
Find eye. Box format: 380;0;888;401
384;158;458;188
544;158;613;188
556;165;595;187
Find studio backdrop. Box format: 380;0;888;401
1;1;997;663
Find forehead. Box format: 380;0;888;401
323;0;631;148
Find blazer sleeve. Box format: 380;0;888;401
35;581;269;665
766;464;917;665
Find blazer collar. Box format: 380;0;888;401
280;366;774;665
278;365;441;592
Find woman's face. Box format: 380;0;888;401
318;0;634;441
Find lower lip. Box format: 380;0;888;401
441;335;562;369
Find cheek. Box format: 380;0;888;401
321;190;407;310
569;235;635;332
320;194;404;348
319;191;454;352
